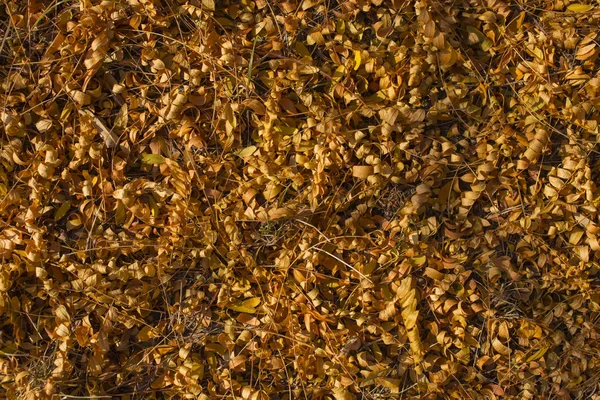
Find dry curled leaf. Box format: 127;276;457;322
2;1;599;399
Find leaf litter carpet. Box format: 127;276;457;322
1;0;600;399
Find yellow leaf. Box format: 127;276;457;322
151;375;168;389
375;377;400;393
352;165;374;179
141;154;165;164
114;103;128;131
66;216;82;231
410;255;427;266
403;306;418;330
229;354;248;370
492;338;511;355
36;119;53;133
332;387;356;400
138;326;154;341
567;4;594;12
307;31;325;46
576;43;597;60
242;297;261;309
332;65;346;83
202;0;215;11
263;182;283;202
228;303;257;314
55;305;70;322
424;20;436;38
526;346;549;362
14;371;29;384
353;50;361;70
237;146;257;158
439;48;457;66
55;323;70;338
424;267;445;280
179;346;191;360
190;360;205;380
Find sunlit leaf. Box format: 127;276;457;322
567;4;594;12
141;154;166;164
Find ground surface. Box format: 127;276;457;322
1;0;600;399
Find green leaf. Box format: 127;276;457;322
481;39;493;51
54;201;71;221
204;343;227;354
148;196;159;218
410;255;427;266
294;41;311;58
466;26;486;44
115;201;126;224
275;126;298;136
372;342;383;361
214;17;234;28
141;154;165;165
